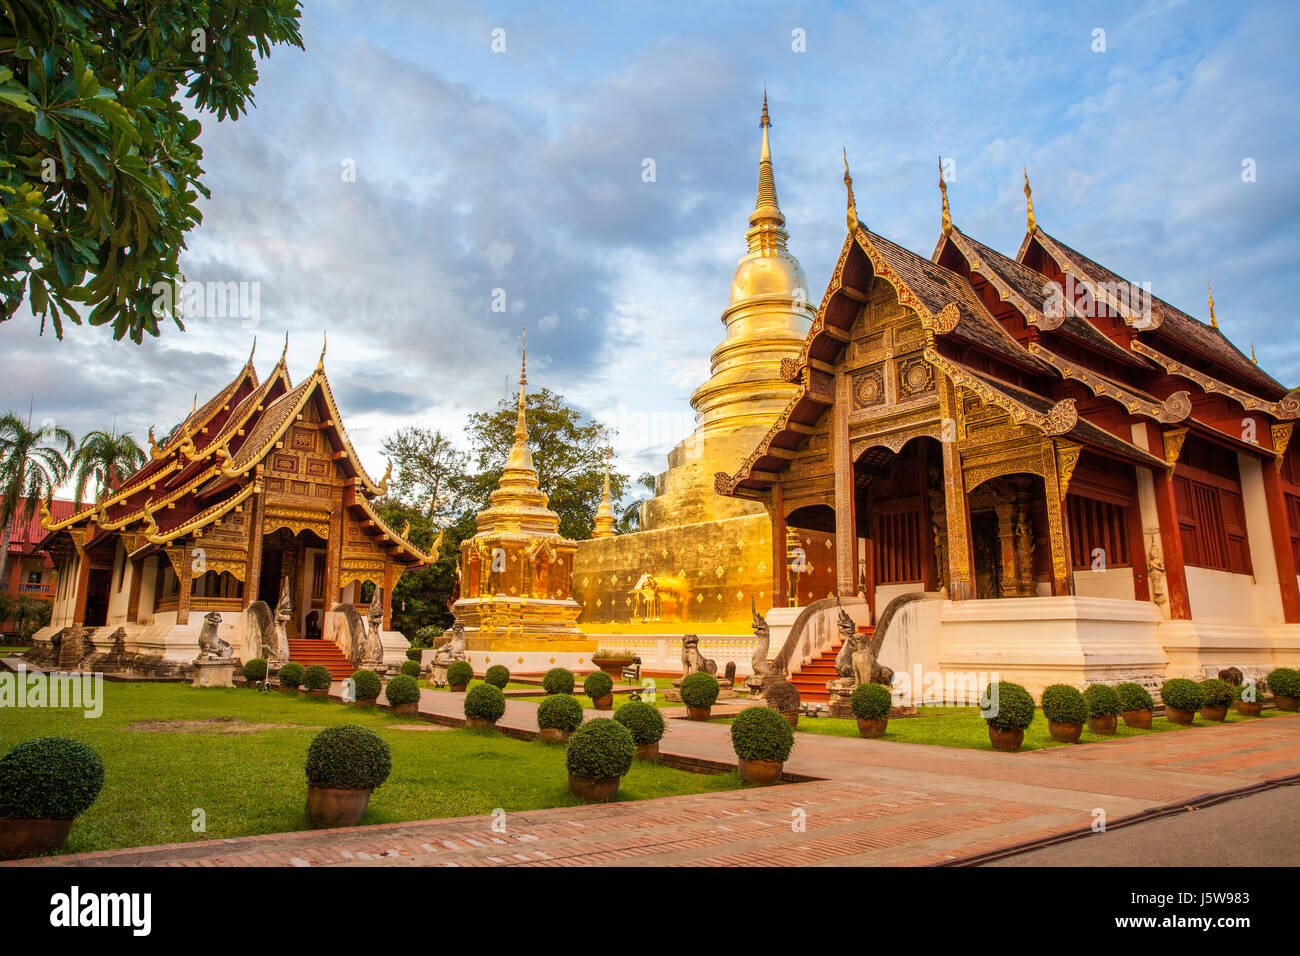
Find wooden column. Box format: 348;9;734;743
125;557;145;622
1124;497;1150;602
1150;465;1191;619
324;490;343;610
938;380;974;599
245;488;265;608
833;372;857;596
1042;442;1074;596
1260;455;1300;623
175;545;193;626
771;483;788;607
382;562;395;630
71;550;91;627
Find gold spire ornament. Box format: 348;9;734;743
1252;343;1258;364
939;155;952;236
592;447;617;538
316;331;327;372
1208;283;1218;329
843;148;858;232
1024;167;1036;233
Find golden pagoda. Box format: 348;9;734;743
591;448;617;538
452;330;591;657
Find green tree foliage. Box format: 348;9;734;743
69;427;145;507
618;471;655;533
0;0;304;342
0;410;73;587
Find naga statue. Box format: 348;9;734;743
268;575;292;660
835;602;893;687
680;634;716;676
749;596;771;684
197;611;233;660
361;589;385;667
432;620;468;667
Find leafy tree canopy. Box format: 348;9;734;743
0;0;304;343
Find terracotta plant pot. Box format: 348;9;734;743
354;698;376;708
449;683;467;693
465;716;497;730
1087;715;1118;736
782;712;799;729
568;772;621;803
537;727;571;744
1048;720;1083;743
635;741;660;762
392;701;418;717
856;717;888;738
1121;708;1152;729
686;706;711;721
1199;704;1228;722
306;785;371;828
1234;700;1263;717
307;688;329;699
591;694;614;710
1274;695;1299;712
592;659;633;678
738;757;783;786
1166;706;1195;725
987;726;1024;752
0;817;76;860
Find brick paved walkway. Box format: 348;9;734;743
12;685;1299;867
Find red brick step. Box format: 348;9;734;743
286;639;352;681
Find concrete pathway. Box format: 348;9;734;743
11;685;1299;867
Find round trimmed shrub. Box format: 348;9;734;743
243;658;268;682
981;681;1034;731
537;693;584;732
1161;678;1205;712
851;681;893;721
304;725;391;791
278;661;306;688
614;700;665;745
1199;678;1233;708
765;680;801;714
445;660;473;687
543;667;575;695
730;706;795;763
399;659;421;678
583;670;614;700
385;673;421;707
405;648;422;662
464;683;506;722
1083;683;1121;718
680;671;720;709
565;718;635;780
1041;684;1087;724
302;664;333;692
1116;682;1154;712
0;738;105;819
350;668;382;701
1267;667;1300;698
484;664;511;689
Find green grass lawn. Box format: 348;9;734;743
421;678;538;693
0;646;28;657
724;705;1286;751
514;676;686;709
0;682;741;855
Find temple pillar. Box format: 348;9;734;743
1249;451;1300;623
70;550;91;627
125;557;145;622
383;562;395;630
245;488;265;608
833;372;857;595
938;379;973;599
1041;440;1075;596
176;545;193;626
324;490;343;608
770;483;788;607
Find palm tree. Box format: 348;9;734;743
70;428;147;509
0;411;74;590
6;594;50;642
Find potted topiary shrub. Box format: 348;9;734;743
1083;683;1121;735
304;725;392;828
278;661;305;693
384;673;421;717
536;693;584;743
565;718;635;802
730;705;795;785
446;660;473;692
399;659;421;679
543;667;575;695
350;668;382;708
1234;681;1264;717
981;681;1034;752
464;683;506;729
484;664;510;689
1267;667;1300;711
1041;684;1087;743
302;664;333;699
850;681;893;738
680;672;720;721
591;647;636;679
0;737;105;860
1161;678;1205;725
765;680;802;728
1117;682;1154;729
584;670;615;710
614;700;666;760
1198;678;1233;722
243;657;268;688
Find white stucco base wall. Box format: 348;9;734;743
1185;567;1282;624
1072;567;1136;601
1157;620;1300;680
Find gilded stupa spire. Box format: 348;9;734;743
592;447;616;538
1208;283;1218;329
747;91;787;252
505;323;535;477
939;155;952;236
1024;167;1037;233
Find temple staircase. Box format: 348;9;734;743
287;639;352;681
787;626;875;703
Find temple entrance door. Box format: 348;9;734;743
83;568;112;627
971;511;1002;599
967;473;1049;598
257;528;328;640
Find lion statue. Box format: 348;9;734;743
834;602;892;687
680;634;717;676
433;620;468;666
197;611;232;661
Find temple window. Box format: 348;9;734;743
872;507;924;584
1173;435;1251;574
1067;495;1131;569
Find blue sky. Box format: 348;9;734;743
4;0;1298;500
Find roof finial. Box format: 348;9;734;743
749;92;783;232
1251;343;1258;364
1208;283;1218;329
760;89;770;129
280;331;289;362
843;148;858;232
514;323;528;442
1024;167;1037;233
939;155;952;236
316;331;326;372
247;336;257;366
